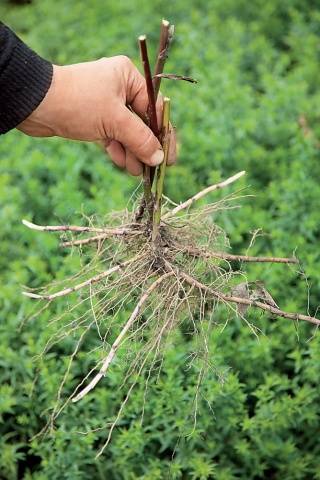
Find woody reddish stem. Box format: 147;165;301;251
153;19;174;99
138;20;173;220
139;35;159;220
150;20;173;186
139;35;159;137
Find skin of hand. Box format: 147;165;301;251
18;56;176;176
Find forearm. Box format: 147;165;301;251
0;22;53;134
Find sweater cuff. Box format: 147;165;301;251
0;25;53;134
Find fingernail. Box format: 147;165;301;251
150;149;164;166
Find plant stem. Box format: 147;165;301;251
142;164;153;221
136;21;173;222
150;19;174;186
139;35;159;221
153;20;174;102
152;97;171;243
139;35;159;137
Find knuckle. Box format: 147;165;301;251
99;56;134;77
98;56;109;65
117;55;133;69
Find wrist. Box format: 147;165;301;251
17;64;65;137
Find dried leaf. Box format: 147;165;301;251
231;282;250;316
249;281;279;309
154;73;198;83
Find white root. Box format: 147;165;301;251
22;256;142;300
72;272;173;403
60;231;142;248
182;247;298;264
179;271;320;326
22;219;133;235
60;235;109;247
162;171;245;219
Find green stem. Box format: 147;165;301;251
152;97;171;243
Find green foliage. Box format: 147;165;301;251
0;0;320;478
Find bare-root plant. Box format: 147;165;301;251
22;20;320;457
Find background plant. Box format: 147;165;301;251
0;1;320;479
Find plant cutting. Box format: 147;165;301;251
22;19;319;457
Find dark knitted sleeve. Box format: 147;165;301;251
0;22;53;134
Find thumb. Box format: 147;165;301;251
113;105;164;167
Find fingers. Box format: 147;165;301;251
106;121;177;174
105;140;126;169
128;70;164;131
125;151;143;176
105;139;143;176
110;60;177;172
113;105;164;167
126;67;151;119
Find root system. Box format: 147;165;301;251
21;20;320;457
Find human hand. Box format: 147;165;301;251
18;56;176;175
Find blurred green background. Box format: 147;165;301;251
1;0;320;478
